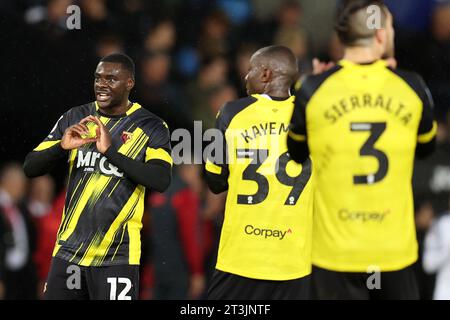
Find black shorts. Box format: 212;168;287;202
44;257;140;300
207;269;311;300
311;264;419;300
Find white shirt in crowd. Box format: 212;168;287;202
423;212;450;300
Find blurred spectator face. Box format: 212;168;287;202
29;176;55;204
436;123;447;143
209;84;238;115
179;165;203;196
436;116;450;144
28;175;55;217
96;36;124;58
203;11;230;40
144;21;176;52
447;113;450;141
0;164;27;203
200;11;230;57
274;29;308;60
328;32;345;62
142;53;171;85
236;47;255;81
278;0;302;28
80;0;107;21
124;0;144;13
199;57;228;88
415;201;434;231
432;4;450;43
380;10;395;59
47;0;72;24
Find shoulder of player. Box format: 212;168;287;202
60;102;95;123
131;106;169;133
218;96;258;125
386;67;429;97
297;65;343;99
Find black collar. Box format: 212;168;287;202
269;95;290;101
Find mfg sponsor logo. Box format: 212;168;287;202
76;150;124;178
244;225;292;240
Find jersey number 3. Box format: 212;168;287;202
236;150;312;206
351;122;388;185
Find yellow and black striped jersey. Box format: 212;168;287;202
205;94;314;280
288;60;437;272
32;102;172;266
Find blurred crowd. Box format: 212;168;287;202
0;0;449;299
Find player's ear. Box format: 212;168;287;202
375;28;386;47
127;77;135;91
261;68;272;83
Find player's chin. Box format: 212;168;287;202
96;99;112;109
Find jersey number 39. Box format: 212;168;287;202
236;150;312;206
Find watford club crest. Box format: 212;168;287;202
121;131;133;144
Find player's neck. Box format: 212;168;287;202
263;84;290;99
343;47;382;64
99;100;132;117
263;92;290;99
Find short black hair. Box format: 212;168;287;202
335;0;389;46
254;45;298;82
100;53;135;78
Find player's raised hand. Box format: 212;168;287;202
60;120;96;150
312;58;336;75
81;115;112;154
385;57;397;69
188;274;206;300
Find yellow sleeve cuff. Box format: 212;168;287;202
418;121;437;144
145;147;173;166
288;130;306;142
205;160;222;175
